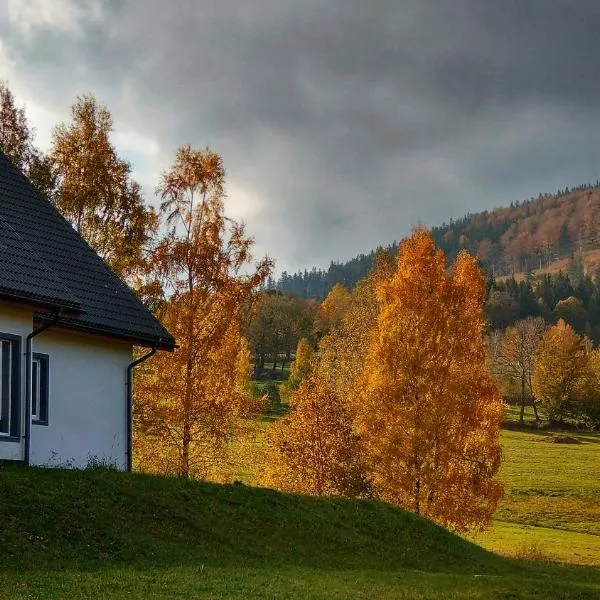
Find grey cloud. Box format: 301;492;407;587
2;0;600;272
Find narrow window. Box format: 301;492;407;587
0;334;21;440
32;353;49;426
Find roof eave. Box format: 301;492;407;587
34;312;177;351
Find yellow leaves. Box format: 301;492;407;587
532;319;592;423
50;94;156;278
314;283;351;336
281;338;314;402
134;146;271;479
356;230;504;533
262;230;503;533
261;373;369;497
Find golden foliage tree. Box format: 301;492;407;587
134;146;272;478
51;95;156;277
314;283;351;336
317;249;395;405
261;373;369;496
263;251;393;496
532;319;590;423
0;81;56;200
281;337;314;401
356;230;504;532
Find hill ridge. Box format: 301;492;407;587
274;181;600;300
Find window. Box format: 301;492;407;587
32;353;49;426
0;334;21;440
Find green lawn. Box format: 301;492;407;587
1;404;599;598
0;467;599;599
471;425;600;566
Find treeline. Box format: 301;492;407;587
486;255;600;340
271;250;384;300
274;183;600;300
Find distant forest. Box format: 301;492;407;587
272;182;600;301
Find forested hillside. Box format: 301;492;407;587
274;183;600;300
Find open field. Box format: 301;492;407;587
0;467;599;599
472;422;600;566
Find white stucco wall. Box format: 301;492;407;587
32;330;132;470
0;304;134;469
0;304;32;461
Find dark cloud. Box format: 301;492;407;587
2;0;600;271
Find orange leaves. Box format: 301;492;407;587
50;94;156;278
134;146;271;479
261;373;369;497
314;283;351;336
532;319;591;423
356;230;504;532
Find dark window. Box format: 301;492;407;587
32;353;49;426
0;334;21;440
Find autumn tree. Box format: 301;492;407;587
263;252;394;496
281;337;314;401
532;319;590;424
261;373;369;496
494;317;547;423
313;283;351;337
134;146;271;478
0;81;57;200
356;230;504;533
50;95;156;278
317;249;395;406
246;291;314;374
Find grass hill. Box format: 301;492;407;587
275;182;600;300
0;466;599;599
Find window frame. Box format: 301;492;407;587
31;352;49;426
0;333;22;442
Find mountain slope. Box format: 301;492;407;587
276;182;600;299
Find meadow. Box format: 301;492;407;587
0;466;599;599
239;400;600;567
473;424;600;566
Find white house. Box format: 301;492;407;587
0;151;175;470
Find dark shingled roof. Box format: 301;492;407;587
0;151;175;349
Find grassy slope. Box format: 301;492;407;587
0;467;599;599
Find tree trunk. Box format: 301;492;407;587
181;424;191;478
532;398;540;423
415;478;421;515
519;377;526;425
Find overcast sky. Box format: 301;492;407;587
1;1;599;273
